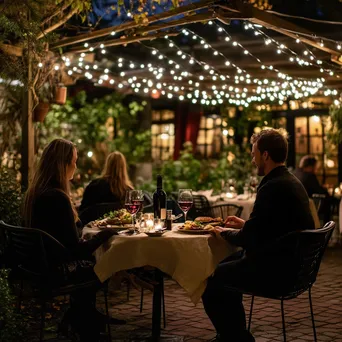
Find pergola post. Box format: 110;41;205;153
21;35;35;189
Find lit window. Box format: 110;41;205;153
196;115;223;158
151;110;175;161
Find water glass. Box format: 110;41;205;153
178;189;193;222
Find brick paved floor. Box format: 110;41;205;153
26;247;342;341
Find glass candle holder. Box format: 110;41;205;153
139;213;154;233
154;218;163;231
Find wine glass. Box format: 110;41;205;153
178;189;193;222
125;190;143;233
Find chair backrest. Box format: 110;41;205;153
210;204;243;219
312;193;326;212
79;202;123;225
187;195;211;220
0;220;66;276
262;221;335;299
143;204;153;213
143;191;153;207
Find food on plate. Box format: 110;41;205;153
96;209;132;226
178;220;216;232
195;216;224;226
203;224;215;231
179;220;204;230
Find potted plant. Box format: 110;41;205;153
34;102;50;122
34;83;52;123
54;84;67;105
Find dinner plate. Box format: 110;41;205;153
145;231;166;237
98;224;135;230
177;229;211;235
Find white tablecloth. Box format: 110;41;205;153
83;226;234;304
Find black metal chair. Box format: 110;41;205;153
210;203;243;219
143;204;153;213
231;221;335;342
187;194;212;220
312;193;326;212
0;220;111;341
79;202;123;225
143;191;153;207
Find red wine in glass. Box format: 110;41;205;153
133;199;144;212
178;201;193;212
125;203;140;215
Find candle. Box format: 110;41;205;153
154;223;162;231
146;219;154;228
226;192;234;199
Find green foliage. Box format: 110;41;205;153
141;142;255;195
153;142;202;194
37;91;151;183
327;103;342;144
0;0;92;85
0;167;22;226
222;144;255;194
0;269;26;341
0;85;23;165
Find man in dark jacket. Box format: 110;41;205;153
293;155;331;222
202;129;315;342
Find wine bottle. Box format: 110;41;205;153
153;174;167;220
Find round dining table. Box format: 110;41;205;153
82;224;236;340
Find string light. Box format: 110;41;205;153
61;19;340;107
65;52;336;108
247;23;339;77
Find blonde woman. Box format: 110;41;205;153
23;139;118;341
79;151;133;211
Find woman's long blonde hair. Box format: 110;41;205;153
23;138;78;227
101;151;133;199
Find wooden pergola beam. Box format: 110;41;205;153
68;10;252;55
0;43;23;57
51;0;217;49
69;12;214;54
218;0;342;65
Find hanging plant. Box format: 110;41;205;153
326;102;342;144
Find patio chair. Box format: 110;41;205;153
143;204;153;213
210;203;243;219
187;195;211;220
227;221;335;342
0;220;111;342
143;191;153;207
79;201;123;225
312;193;326;212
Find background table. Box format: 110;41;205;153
210;197;255;221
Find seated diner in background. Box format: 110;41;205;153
293;155;328;198
22;138;120;341
202;129;315;342
79;151;133;212
293;155;331;222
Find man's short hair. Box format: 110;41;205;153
250;128;288;163
299;155;317;169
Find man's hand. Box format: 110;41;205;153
224;216;245;229
209;226;237;238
